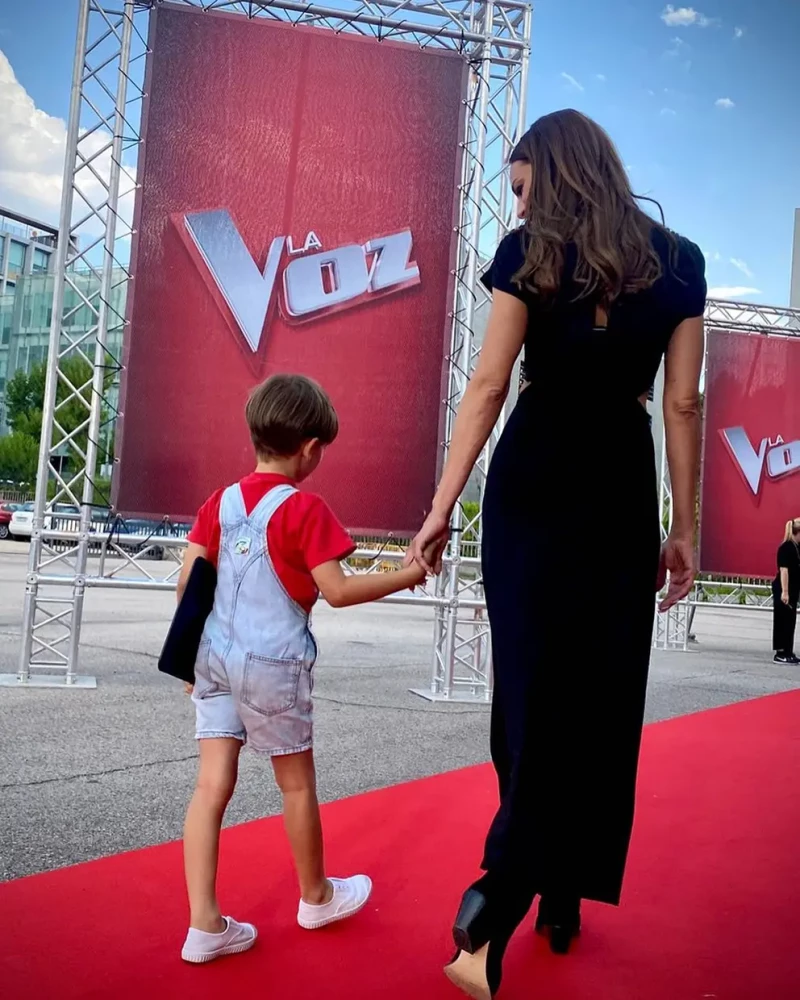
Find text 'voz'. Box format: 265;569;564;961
183;209;421;352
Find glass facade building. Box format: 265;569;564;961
0;270;127;434
0;210;58;296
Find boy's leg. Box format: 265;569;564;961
272;748;373;929
271;749;330;904
184;737;242;931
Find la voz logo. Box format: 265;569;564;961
721;426;800;496
178;209;421;353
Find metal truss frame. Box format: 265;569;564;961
6;0;532;697
653;297;800;651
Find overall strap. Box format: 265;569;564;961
219;484;247;529
247;483;297;535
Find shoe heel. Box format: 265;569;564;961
453;889;492;956
535;896;581;954
549;924;578;954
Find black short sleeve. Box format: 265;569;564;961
674;237;707;321
480;229;528;301
778;541;794;570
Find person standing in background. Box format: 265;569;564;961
773;519;800;665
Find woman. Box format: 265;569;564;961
772;519;800;665
408;110;706;998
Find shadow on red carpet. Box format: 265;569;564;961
2;691;800;999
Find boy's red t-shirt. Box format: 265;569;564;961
187;472;355;613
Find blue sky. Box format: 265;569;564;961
1;0;798;304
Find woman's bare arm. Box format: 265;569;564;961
781;567;790;601
663;316;705;539
431;291;528;518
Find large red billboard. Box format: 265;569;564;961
700;329;800;578
114;4;465;532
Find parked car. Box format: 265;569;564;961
8;502;35;540
0;502;22;540
9;503;79;540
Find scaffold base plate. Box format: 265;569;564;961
0;674;97;689
409;687;491;704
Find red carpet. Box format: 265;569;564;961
2;692;800;999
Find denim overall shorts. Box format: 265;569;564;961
192;483;317;755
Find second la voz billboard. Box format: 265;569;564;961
114;3;466;532
700;328;800;579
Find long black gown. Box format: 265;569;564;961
478;228;706;908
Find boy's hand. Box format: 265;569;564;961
408;560;426;587
184;682;194;696
408;543;437;587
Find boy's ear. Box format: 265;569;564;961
303;437;321;459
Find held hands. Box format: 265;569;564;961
657;533;696;612
404;508;451;576
406;540;443;587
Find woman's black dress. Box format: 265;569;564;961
772;541;800;654
478;228;706;907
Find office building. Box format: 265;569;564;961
0;208;60;296
0;269;126;434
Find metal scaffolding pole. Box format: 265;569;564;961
9;1;94;688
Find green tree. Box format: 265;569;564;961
4;358;115;466
5;364;46;439
0;432;39;484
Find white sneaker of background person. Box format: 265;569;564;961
181;916;258;964
297;874;373;930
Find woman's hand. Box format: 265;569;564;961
405;508;451;575
658;533;696;612
782;592;791;606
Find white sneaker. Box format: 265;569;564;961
181;915;257;963
297;875;373;930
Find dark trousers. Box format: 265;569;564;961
772;585;797;653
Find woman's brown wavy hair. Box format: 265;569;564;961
510;109;676;304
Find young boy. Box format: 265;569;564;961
177;373;428;964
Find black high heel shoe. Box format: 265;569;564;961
444;888;515;999
534;895;581;954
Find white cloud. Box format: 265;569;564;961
660;107;677;117
730;258;754;278
734;26;745;39
715;97;735;109
0;48;136;241
708;286;761;299
661;5;716;27
560;72;584;92
595;74;607;83
0;50;66;220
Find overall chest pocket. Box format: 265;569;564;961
242;654;303;717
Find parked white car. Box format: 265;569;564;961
9;503;79;540
8;502;35;539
